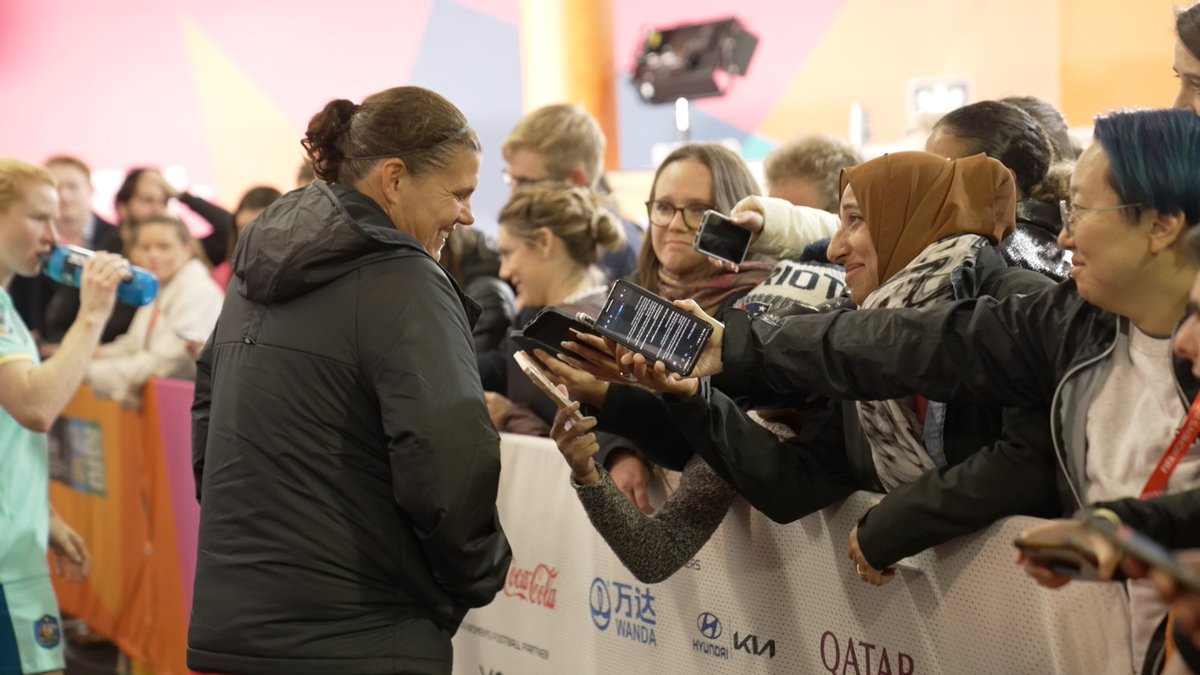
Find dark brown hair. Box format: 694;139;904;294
114;167;153;213
1000;96;1076;162
301;86;481;185
228;185;282;262
934;100;1051;196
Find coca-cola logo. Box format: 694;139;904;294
504;561;558;609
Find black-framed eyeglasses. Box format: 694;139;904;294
1058;199;1142;238
645;200;713;229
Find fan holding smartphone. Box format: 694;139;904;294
693;209;753;268
482;183;623;435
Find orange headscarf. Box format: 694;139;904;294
839;151;1016;284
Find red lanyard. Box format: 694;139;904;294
1141;392;1200;500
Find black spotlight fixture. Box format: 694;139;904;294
631;17;759;104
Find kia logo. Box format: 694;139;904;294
590;578;612;631
697;612;722;640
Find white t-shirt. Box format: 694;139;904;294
1086;323;1200;672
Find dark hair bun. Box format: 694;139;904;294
302;99;358;183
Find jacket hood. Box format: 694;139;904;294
232;181;429;304
1016;198;1063;237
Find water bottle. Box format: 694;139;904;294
42;245;159;307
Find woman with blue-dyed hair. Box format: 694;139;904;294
627;107;1200;674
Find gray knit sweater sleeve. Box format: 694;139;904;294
571;455;736;583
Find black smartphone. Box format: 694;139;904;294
592;279;713;376
1092;523;1200;593
693;209;751;266
1013;535;1105;581
512;308;601;358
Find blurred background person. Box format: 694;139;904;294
44;156;118;250
482;183;623;434
740;132;862;312
502;103;641;281
211;185;282;290
1001;95;1079;162
86;214;222;408
96;168;235;268
763;133;864;211
926;99;1072;280
439;227;514;354
43;167;238;352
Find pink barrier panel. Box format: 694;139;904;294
152;378;200;617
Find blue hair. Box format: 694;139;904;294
1093;108;1200;228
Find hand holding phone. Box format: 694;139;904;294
1014;534;1106;582
513;351;583;423
1089;521;1200;594
593;280;713;376
549;398;601;485
693;209;752;267
513;308;602;359
612;345;703;398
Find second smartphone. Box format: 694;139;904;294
593;279;713;376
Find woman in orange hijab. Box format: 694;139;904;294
545;151;1061;586
832;151;1029;488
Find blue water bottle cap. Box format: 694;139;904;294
118;266;159;307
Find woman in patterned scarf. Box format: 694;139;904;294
543;151;1058;585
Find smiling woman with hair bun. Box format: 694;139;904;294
188;85;511;675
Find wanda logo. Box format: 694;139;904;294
504;561;558;609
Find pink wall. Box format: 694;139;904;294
0;0;1187;233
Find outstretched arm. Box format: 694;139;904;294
718;283;1068;407
855;405;1064;570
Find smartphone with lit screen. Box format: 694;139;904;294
592;280;713;376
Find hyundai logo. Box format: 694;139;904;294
697;612;722;640
590;578;612;631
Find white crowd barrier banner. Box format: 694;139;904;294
453;434;1134;675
